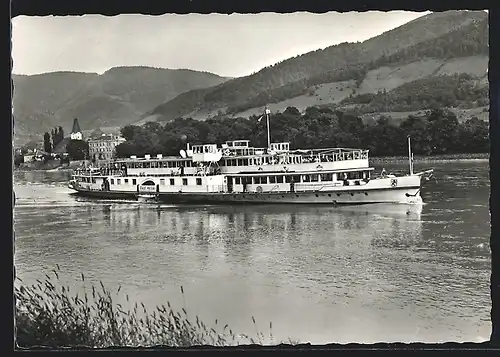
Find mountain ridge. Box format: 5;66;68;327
145;10;488;123
13;10;489;147
12;66;230;146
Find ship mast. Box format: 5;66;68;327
407;135;414;175
265;107;271;150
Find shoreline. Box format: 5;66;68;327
14;160;89;173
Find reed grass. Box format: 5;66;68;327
14;267;299;348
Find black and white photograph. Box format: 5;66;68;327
12;7;491;348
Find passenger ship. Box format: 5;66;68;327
68;112;434;205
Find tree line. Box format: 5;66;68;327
115;106;489;159
43;126;65;153
39;126;89;161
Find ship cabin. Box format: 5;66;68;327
72;139;371;180
223;166;375;194
218;143;369;175
190;143;222;163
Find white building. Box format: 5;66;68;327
70;118;83;140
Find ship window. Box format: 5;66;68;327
235;177;241;185
285;175;292;183
302;175;311;183
276;176;284;183
92;178;96;183
253;176;266;184
111;179;114;184
132;179;137;185
117;179;121;185
160;179;165;185
347;171;362;180
182;178;188;186
243;159;249;166
196;178;202;186
269;176;276;184
237;159;244;166
124;179;129;184
170;178;175;185
320;173;333;181
311;174;319;182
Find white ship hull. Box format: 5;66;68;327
69;176;425;205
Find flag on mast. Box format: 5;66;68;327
258;107;271;122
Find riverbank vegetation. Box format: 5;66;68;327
115;107;489;159
15;269;292;348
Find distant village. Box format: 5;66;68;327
14;118;125;169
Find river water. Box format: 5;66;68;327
13;160;491;344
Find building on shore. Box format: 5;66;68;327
88;130;126;162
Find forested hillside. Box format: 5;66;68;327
13;67;229;145
147;10;488;123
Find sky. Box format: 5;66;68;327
11;11;431;78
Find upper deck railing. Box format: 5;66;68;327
79;140;369;174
